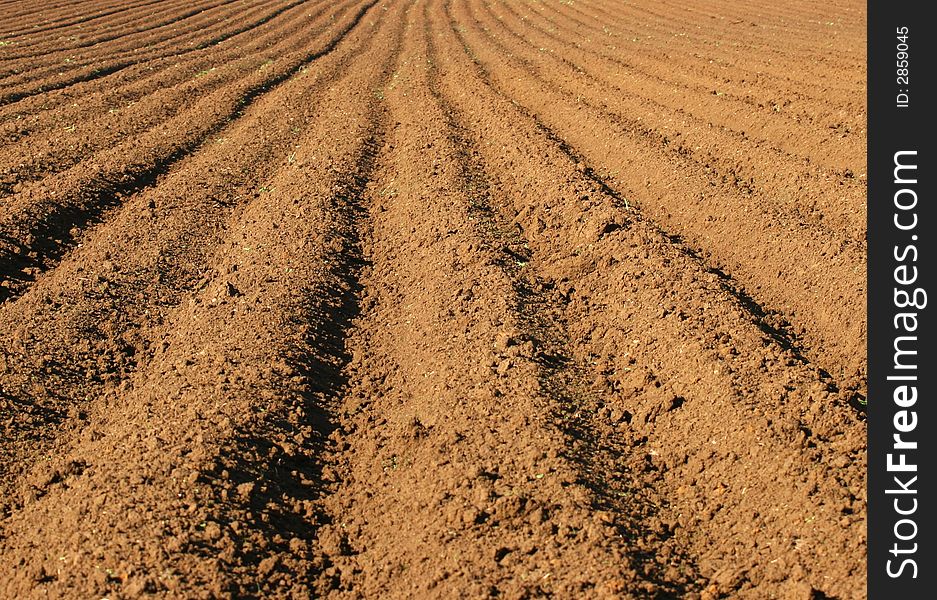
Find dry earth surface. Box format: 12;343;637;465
0;0;866;597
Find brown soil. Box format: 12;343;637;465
0;0;866;598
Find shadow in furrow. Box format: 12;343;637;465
426;7;703;595
0;0;163;40
0;0;380;305
188;125;386;591
444;9;866;417
3;0;236;61
0;0;310;100
0;0;167;39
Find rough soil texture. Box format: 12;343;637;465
0;0;866;598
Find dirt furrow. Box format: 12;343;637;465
466;0;868;331
613;0;865;39
0;0;288;105
0;0;388;497
0;0;376;305
514;0;866;152
542;0;851;79
0;0;330;196
0;0;244;59
484;0;866;179
286;2;691;597
0;2;259;77
309;4;654;595
573;0;864;87
471;0;866;252
535;0;865;129
0;0;328;137
0;0;869;597
430;7;702;593
0;0;165;37
0;0;313;129
0;3;402;596
449;0;866;394
0;0;217;53
429;3;865;596
0;0;201;58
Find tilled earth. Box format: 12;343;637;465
0;0;866;597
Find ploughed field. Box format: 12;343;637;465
0;0;866;597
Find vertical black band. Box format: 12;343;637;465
868;1;934;596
